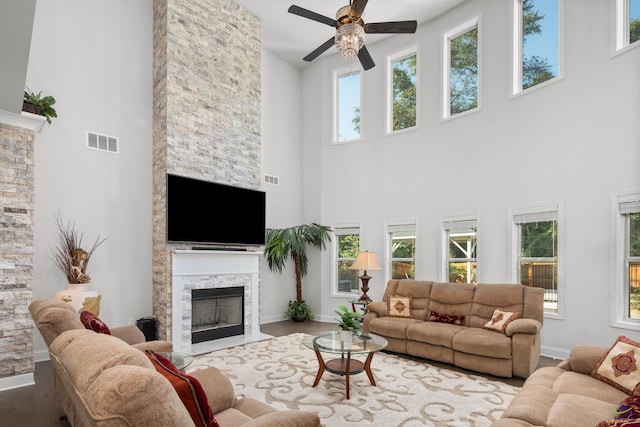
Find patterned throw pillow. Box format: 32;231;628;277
592;335;640;395
483;309;520;333
387;296;412;318
79;310;111;335
146;350;219;427
428;310;465;325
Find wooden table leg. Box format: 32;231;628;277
363;351;376;386
312;349;325;387
345;352;351;399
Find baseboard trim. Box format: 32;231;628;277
0;372;34;391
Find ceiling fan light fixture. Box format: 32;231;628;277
335;22;365;59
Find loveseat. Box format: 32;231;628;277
492;343;636;426
362;279;544;379
48;328;321;426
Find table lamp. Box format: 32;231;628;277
349;250;382;303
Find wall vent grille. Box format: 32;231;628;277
263;174;279;185
87;131;118;153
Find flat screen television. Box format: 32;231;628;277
166;174;266;246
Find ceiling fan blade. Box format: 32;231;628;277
364;21;418;34
303;37;336;62
350;0;369;20
288;5;337;27
358;45;375;70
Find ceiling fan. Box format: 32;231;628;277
288;0;417;70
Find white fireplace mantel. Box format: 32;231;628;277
171;250;271;355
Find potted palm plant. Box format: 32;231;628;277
264;223;332;321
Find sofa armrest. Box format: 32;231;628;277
242;410;321;427
504;318;541;337
189;367;236;414
565;345;609;375
366;301;387;317
111;325;146;345
131;340;173;352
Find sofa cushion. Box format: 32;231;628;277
428;310;465;325
80;310;111;334
483;309;520;333
452;327;513;359
593;335;640;395
407;321;464;348
388;296;412;318
368;317;421;339
146;350;219;427
427;282;474;327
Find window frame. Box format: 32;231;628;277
331;222;361;297
332;66;363;144
384;218;417;284
510;201;563;319
440;213;479;284
611;191;640;330
613;0;640;55
442;14;482;121
385;45;420;136
511;0;564;97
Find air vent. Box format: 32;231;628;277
264;174;279;185
87;131;118;153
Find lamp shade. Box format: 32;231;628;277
349;251;382;271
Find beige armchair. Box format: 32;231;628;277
29;297;172;352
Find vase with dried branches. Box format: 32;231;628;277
52;214;107;315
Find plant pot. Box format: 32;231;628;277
291;314;307;322
340;330;353;342
22;101;42;116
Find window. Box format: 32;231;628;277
387;47;418;133
443;16;480;118
332;224;361;296
333;68;361;143
442;217;477;284
614;0;640;52
512;0;561;93
386;220;416;281
511;204;560;314
613;192;640;328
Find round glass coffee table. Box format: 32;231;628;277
302;331;388;399
158;351;193;371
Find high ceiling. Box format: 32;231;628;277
234;0;468;69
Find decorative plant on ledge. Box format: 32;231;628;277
23;88;57;124
51;213;107;284
264;223;332;321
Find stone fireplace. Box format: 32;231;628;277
171;250;270;355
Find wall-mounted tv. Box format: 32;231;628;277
166;174;266;246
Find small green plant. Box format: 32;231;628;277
23;88;57;124
335;304;363;332
286;300;314;321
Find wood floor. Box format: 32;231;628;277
1;321;557;426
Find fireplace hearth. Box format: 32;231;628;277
191;287;244;343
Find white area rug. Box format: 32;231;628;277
188;333;520;426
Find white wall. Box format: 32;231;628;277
298;0;640;358
29;0;153;360
259;49;305;322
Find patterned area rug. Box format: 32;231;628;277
188;333;520;426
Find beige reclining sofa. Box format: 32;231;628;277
362;279;544;379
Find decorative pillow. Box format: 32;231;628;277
428;310;465;325
596;420;640;427
615;395;640;420
387;296;412;318
592;335;640;395
483;309;520;333
79;310;111;335
146;350;219;427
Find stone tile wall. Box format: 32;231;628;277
152;0;261;340
0;123;35;379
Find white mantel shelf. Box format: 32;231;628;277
0;109;46;132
